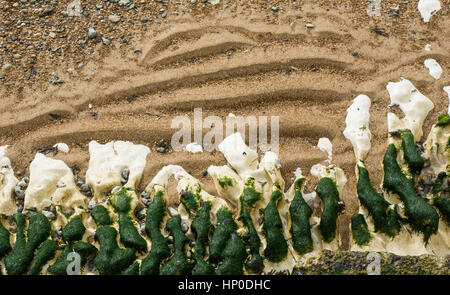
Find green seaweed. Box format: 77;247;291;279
432;172;447;195
91;205;112;226
316;177;340;243
93;226;136;275
216;233;248;275
47;241;97;275
28;240;58;275
0;219;11;259
62;215;86;243
433;196;450;225
383;144;439;242
263;189;288;262
289;178;314;255
209;207;238;264
160;216;193;275
140;190;170;275
351;214;371;246
4;213;51;275
218;176;233;188
400;129;424;175
357;165;400;237
238;179;263;273
110;188;147;252
122;261;140;275
436;113;450;127
191;201;214;275
180;190;200;214
118;214;147;252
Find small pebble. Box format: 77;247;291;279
108;14;120;23
156;147;166;153
14;186;25;200
88;199;97;210
141;198;152;207
111;185;121;194
168;206;179;217
181;223;189;233
121;168;130;180
87;28;98;39
43;210;56;220
80;183;91;193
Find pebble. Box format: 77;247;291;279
121;168;130;180
306;24;315;29
43;210;56;220
111;185;121;194
49;32;56;39
119;0;130;6
271;7;279;12
17;205;24;213
140;223;145;233
141;198;152;207
2;63;12;71
161;12;168;18
156;147;166;153
87;28;98;39
108;14;121;23
136;208;146;220
75;176;85;186
13;54;22;59
18;177;29;190
181;223;189;233
80;183;91;192
88;199;97;210
140;17;149;23
14;186;25;200
102;37;110;46
168;206;179;217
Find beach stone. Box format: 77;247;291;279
108;14;120;23
87;28;97;39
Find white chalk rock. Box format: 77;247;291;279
317;137;333;162
343;94;372;163
0;146;18;215
86;141;150;199
418;0;441;22
259;151;284;189
424;58;443;79
386;78;434;141
218;132;258;176
53;142;70;153
207;165;243;208
185;142;203;154
24;153;85;211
